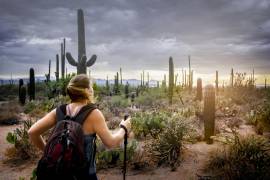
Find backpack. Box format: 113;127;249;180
36;103;96;180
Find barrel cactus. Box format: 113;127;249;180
168;57;174;104
196;78;202;101
203;84;215;144
29;68;35;101
66;9;96;74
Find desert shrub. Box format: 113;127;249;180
134;88;165;108
96;139;138;169
131;111;170;138
0;101;21;125
132;111;167;138
206;133;270;179
150;115;194;171
24;95;70;116
5;119;37;160
109;95;130;108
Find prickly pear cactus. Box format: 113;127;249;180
203;84;215;144
196;78;202;101
66;9;96;74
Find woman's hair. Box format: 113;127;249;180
66;74;94;103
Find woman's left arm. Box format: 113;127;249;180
28;109;57;151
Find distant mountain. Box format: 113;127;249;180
0;76;159;87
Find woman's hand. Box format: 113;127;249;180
119;117;131;133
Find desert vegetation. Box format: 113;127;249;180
0;8;270;180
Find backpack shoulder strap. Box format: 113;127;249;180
56;104;68;122
73;103;97;125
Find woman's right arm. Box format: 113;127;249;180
28;109;57;151
88;109;131;149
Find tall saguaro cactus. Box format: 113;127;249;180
66;9;97;74
215;70;219;93
55;54;59;81
120;67;123;85
188;55;192;92
196;78;202;101
169;57;174;104
29;68;35;101
203;85;215;144
18;79;26;105
231;68;234;87
61;39;66;79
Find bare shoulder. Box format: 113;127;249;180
87;109;105;122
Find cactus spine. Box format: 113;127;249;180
66;9;97;74
203;84;215;144
55;54;59;81
169;57;174;104
196;78;202;101
215;70;218;94
29;68;35;100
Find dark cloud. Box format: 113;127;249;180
0;0;270;79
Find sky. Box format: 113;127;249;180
0;0;270;84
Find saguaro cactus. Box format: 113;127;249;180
55;54;59;81
114;72;120;94
29;68;35;100
188;55;192;92
125;82;129;98
66;9;97;74
231;68;234;87
215;70;218;93
19;79;25;104
45;60;51;82
169;57;174;104
61;38;66;79
106;75;110;95
203;85;215;144
147;72;150;87
196;78;202;101
120;67;123;85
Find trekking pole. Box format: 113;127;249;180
120;114;129;180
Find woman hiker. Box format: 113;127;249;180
28;74;131;180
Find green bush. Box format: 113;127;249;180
206;133;270;179
134;88;165;107
150;115;194;171
96;139;138;169
132;111;167;138
109;96;130;108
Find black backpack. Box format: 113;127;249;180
36;103;96;180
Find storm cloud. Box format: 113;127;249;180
0;0;270;80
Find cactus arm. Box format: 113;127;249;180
66;52;78;66
86;54;97;67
